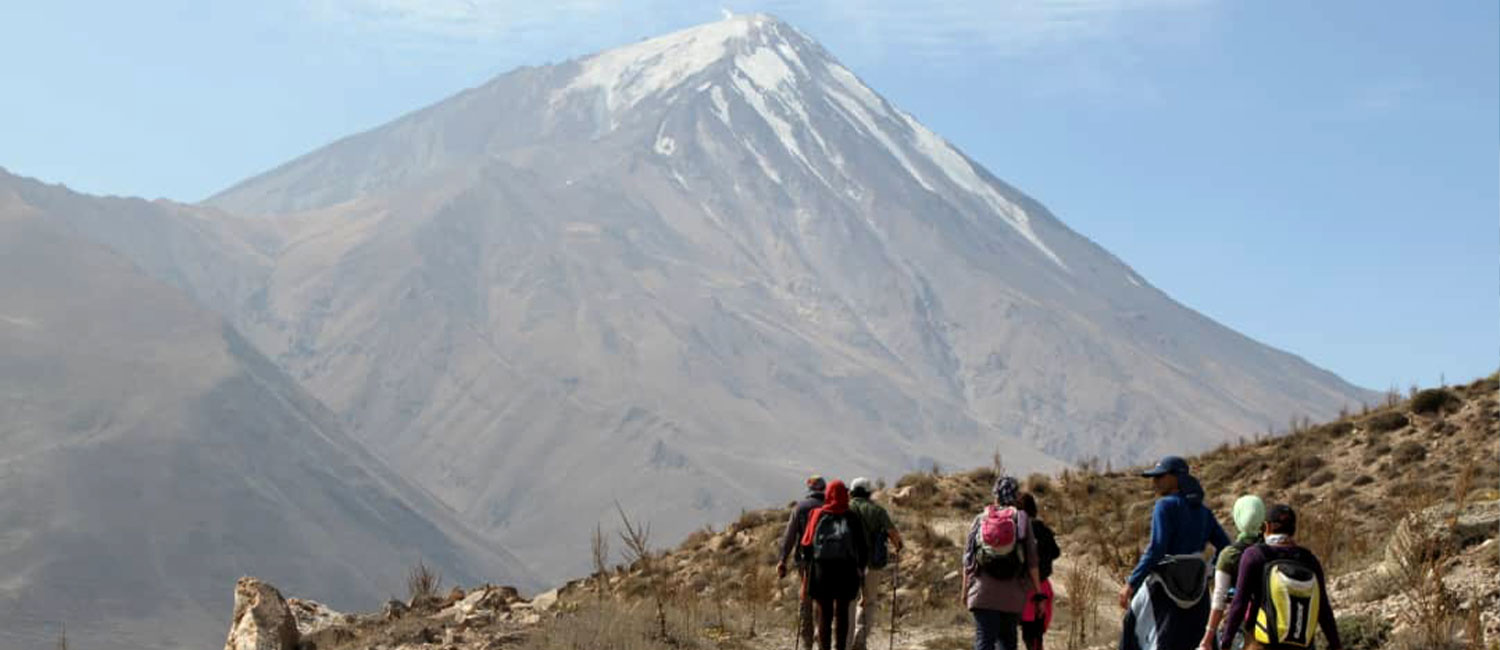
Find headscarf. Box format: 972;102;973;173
800;480;850;547
1232;495;1266;543
993;476;1020;506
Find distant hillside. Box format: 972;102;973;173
0;174;535;650
261;374;1497;650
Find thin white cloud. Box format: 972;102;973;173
306;0;618;39
310;0;1212;56
303;0;1215;99
1350;77;1421;116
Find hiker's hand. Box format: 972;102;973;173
1197;636;1214;650
777;561;787;579
1117;584;1132;609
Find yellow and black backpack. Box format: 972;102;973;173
1252;548;1322;647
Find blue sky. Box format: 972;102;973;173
1;0;1495;393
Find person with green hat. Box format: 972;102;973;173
1199;495;1266;650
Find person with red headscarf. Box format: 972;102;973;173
799;480;869;650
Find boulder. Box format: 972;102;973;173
529;588;560;612
223;577;300;650
439;585;514;625
382;599;409;620
286;598;346;637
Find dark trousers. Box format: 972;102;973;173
1021;619;1046;650
973;609;1021;650
814;597;853;650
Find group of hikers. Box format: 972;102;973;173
773;455;1343;650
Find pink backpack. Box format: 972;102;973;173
976;506;1027;579
980;505;1020;554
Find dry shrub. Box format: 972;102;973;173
1411;388;1460;414
1365;411;1410;433
406;560;442;602
1392;440;1428;464
1388;514;1463;649
1060;561;1103;650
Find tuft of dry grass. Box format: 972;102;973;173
406;560;442;602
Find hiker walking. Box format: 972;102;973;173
1218;505;1343;650
1019;493;1061;650
1118;456;1231;650
1199;495;1266;650
962;476;1041;650
780;475;829;649
848;477;903;650
799;479;869;650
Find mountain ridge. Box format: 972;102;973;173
0;172;536;650
17;15;1375;584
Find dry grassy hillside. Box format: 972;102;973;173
271;375;1498;650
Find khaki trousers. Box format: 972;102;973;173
851;568;884;650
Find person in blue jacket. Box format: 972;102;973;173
1118;456;1231;650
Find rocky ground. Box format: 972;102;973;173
225;376;1498;650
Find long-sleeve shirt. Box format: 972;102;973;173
1125;480;1231;589
779;491;824;565
1219;543;1341;650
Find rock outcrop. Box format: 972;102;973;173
224;577;300;650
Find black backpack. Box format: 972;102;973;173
1033;520;1061;581
812;514;856;561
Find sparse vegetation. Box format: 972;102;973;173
1338;613;1392;650
306;375;1500;650
1412;387;1461;414
406;560;442;602
1365;410;1411;432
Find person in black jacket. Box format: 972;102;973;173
1020;493;1061;650
779;475;827;648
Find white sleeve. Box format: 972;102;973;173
1211;568;1233;611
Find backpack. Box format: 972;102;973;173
1218;538;1255;601
975;506;1026;579
1252;547;1322;647
811;514;857;561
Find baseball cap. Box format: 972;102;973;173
1140;455;1190;477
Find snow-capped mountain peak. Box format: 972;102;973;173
559;14;806;118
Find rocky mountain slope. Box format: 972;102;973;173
164;14;1375;578
244;374;1497;650
0;173;535;650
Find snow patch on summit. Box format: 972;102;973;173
560;16;763;120
730;47;832;185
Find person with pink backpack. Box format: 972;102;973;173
961;476;1041;650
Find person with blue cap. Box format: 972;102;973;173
1118;455;1231;650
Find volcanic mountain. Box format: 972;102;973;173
0;171;535;650
28;14;1373;582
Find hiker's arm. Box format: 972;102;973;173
1198;561;1232;648
1208;515;1231;552
1125;500;1169;590
1314;557;1343;650
777;507;802;572
1210;566;1233;611
959;519;978;607
1218;548;1260;650
888;526;904;553
1199;565;1233;648
1025;522;1041;591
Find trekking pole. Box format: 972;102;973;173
794;567;805;650
889;551;899;650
